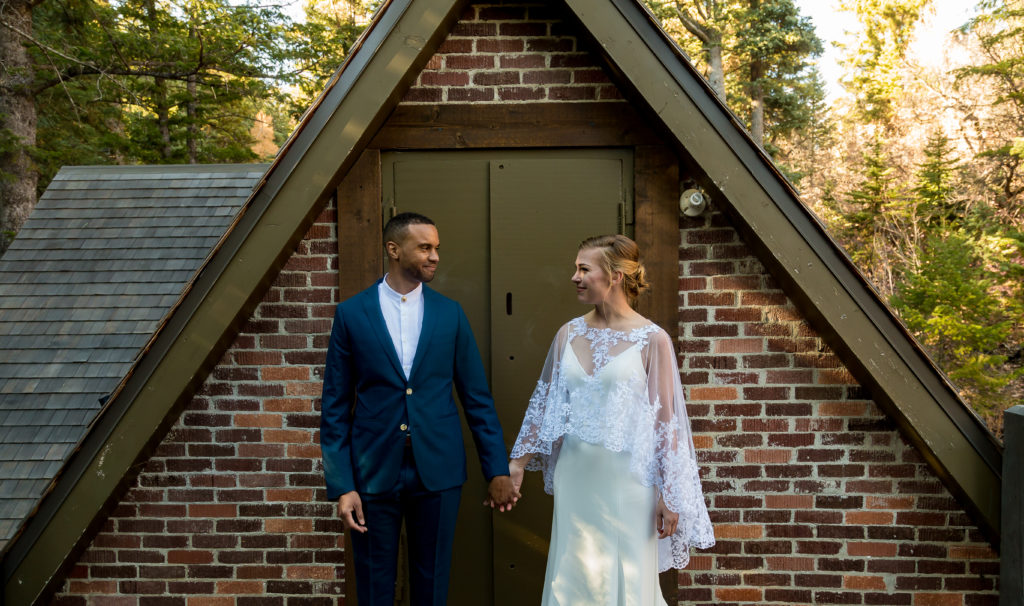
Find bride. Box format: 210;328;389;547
508;234;715;604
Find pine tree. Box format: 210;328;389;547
913;130;962;227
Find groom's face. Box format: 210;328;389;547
392;223;440;284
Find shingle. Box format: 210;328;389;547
0;162;265;545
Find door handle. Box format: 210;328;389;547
506;292;512;316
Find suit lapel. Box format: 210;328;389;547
361;282;405;379
408;286;437;380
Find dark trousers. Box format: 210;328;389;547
350;444;462;606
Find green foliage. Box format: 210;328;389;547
890;231;1024;417
913;130;962;227
842;135;904;270
643;0;824;147
838;0;931;125
730;0;823;141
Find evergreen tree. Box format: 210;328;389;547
837;0;931;128
913;129;962;227
731;0;822;147
955;0;1024;213
843;135;903;280
891;231;1024;428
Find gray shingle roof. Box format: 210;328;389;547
0;164;266;548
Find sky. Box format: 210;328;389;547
792;0;980;100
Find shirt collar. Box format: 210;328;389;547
380;274;423;304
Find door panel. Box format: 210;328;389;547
489;156;627;606
383;149;631;605
389;156;493;604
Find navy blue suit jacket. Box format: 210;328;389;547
320;280;510;499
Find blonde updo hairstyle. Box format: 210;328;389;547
578;234;650;305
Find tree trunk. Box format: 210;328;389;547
187;74;197;163
0;0;38;254
187;19;198;164
707;39;726;102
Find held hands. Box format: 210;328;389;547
482;474;521;512
655;495;679;539
338;491;367;533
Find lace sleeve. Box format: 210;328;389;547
645;329;716;570
509;323;570;485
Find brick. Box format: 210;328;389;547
688;386;737;401
714;587;762;601
498;86;546;101
818;525;866;539
188;504;237;518
285;566;335;580
688;292;734;306
743;449;791;463
403;87;442;103
768;433;815;447
794;539;843;555
844;575;887;590
766;556;816;571
767;589;813;602
766;524;814;538
914;595;964;606
795;573;842;588
743;386;789;400
745;540;793;554
714;524;763;539
845;511;893;525
236;414;283;428
865;593;913;605
814;591;864;604
820;558;866;572
947;545;997;560
689;355;737;370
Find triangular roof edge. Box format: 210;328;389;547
2;0;468;602
2;0;1002;602
563;0;1000;533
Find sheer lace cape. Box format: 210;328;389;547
510;317;715;571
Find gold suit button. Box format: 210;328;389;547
401;296;407;302
400;424;408;431
406;388;413;395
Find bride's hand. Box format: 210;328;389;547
656;496;678;539
509;459;525;496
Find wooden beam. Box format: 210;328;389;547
634;145;680;344
369;102;661;150
337;149;383;300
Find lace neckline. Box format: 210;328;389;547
568;317;659;374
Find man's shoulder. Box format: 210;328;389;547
421;284;456;305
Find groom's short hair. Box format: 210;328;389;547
383;212;435;246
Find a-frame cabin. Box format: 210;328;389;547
1;1;1003;604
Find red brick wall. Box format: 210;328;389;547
50;3;1000;606
401;2;622;104
677;211;999;605
52;203;342;606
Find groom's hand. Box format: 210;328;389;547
339;490;367;533
483;475;520;512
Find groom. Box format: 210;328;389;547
320;212;518;606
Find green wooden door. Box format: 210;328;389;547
383;149;632;605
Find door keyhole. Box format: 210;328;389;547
506;292;512;315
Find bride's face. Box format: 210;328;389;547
572;248;615;305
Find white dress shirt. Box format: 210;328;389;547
378;275;424;379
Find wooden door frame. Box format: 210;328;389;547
339;102;680;341
335;101;682;604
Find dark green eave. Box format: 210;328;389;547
1;0;1002;603
1;0;469;603
562;0;1001;540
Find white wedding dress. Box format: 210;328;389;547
511;317;715;605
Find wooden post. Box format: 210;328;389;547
1003;405;1024;606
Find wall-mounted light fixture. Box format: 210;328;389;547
680;188;708;217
